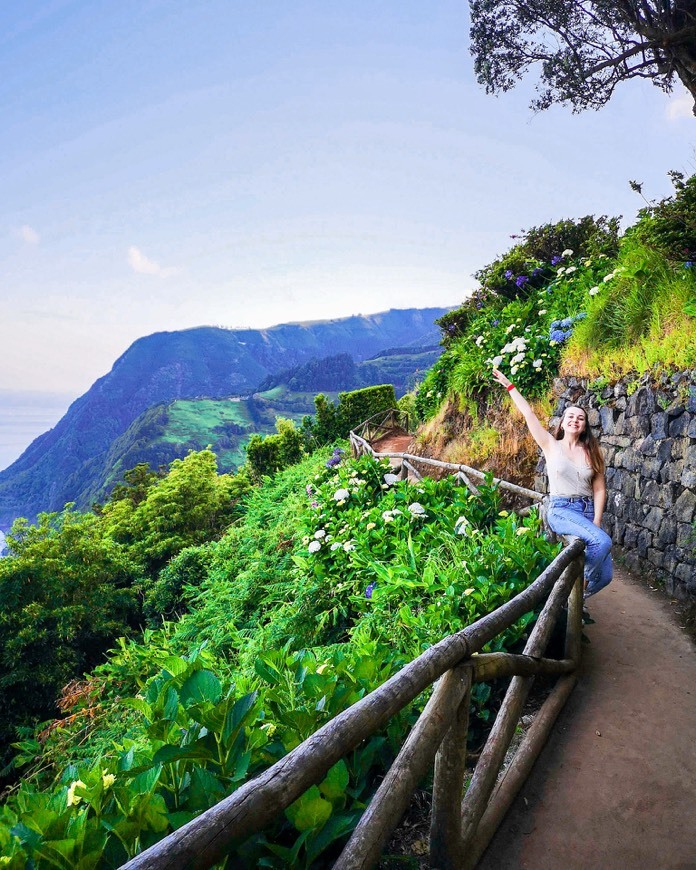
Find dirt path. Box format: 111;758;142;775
478;566;696;870
370;432;413;455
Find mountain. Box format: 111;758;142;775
0;308;448;527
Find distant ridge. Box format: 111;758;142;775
0;308;448;527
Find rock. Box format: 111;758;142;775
648;549;664;566
668;460;685;483
614;382;627;398
627;386;656;418
643;458;664;480
669;414;691;437
640;480;661;506
637;435;657;456
599;406;614;434
643;507;664;533
665;401;685;418
587;408;600;427
655;518;676;547
637;529;652;557
677;523;694;548
650;412;668;439
681;467;696;489
674;489;696;524
656;439;673;463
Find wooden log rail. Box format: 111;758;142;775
349;428;543;504
352;407;410;445
122;539;585;870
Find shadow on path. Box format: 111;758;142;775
478;567;696;870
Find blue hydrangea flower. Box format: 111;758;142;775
550;320;560;330
685;261;695;268
365;582;376;599
492;319;500;327
326;456;341;468
532;267;544;278
505;269;514;279
560;317;573;328
574;312;588;321
516;275;529;288
551;256;561;266
550;329;567;343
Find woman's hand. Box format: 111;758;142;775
492;368;512;389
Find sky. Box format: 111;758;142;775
1;0;695;409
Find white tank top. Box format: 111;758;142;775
544;439;594;497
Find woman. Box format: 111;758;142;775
492;369;612;599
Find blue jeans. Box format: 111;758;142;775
546;497;613;598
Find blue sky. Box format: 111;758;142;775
2;0;694;401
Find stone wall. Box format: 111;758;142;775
534;371;696;601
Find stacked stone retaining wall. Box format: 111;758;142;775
534;371;696;601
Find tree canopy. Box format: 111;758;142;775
469;1;696;114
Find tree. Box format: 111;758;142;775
469;1;696;114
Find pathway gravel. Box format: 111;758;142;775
478;566;696;870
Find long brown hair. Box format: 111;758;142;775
554;406;605;477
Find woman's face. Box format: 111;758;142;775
562;406;587;435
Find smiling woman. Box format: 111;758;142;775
491;369;613;600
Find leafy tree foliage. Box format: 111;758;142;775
475;215;621;299
469;1;696;114
245;418;305;479
628;170;696;259
0;510;140;755
101;450;245;577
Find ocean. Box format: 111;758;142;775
0;390;74;473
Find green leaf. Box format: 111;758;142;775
179;670;221;707
187;767;225;811
222;692;257;745
318;760;349;801
160;655;189;677
151;743;213;767
285;786;332;833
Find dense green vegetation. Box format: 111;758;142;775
416;174;696;423
0;445;557;867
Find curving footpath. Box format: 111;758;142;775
478;565;696;870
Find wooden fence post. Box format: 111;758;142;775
430;666;473;869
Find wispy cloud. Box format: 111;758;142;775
665;88;693;121
127;245;177;278
16;224;40;245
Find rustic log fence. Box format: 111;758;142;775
352;407;410;445
123;417;584;870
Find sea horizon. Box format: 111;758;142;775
0;389;75;473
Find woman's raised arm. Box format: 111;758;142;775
491;369;553;452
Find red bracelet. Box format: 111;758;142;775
506;383;516;391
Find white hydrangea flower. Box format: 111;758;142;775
383;473;400;486
511;352;525;364
314;529;326;539
308;540;322;553
603;272;615;283
454;515;470;534
538;309;547;315
557;267;565;276
565;266;577;274
330;542;342;551
366;522;376;530
67;780;87;807
562;249;573;257
333;488;350;501
511;365;519;374
382;511;394;522
408;502;426;516
589;286;600;296
506;324;515;334
343;541;356;552
532;359;543;369
492;355;503;367
475;335;485;347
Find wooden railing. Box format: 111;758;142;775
349;423;543;513
123;544;584;869
123;422;583;869
352;407;410;444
